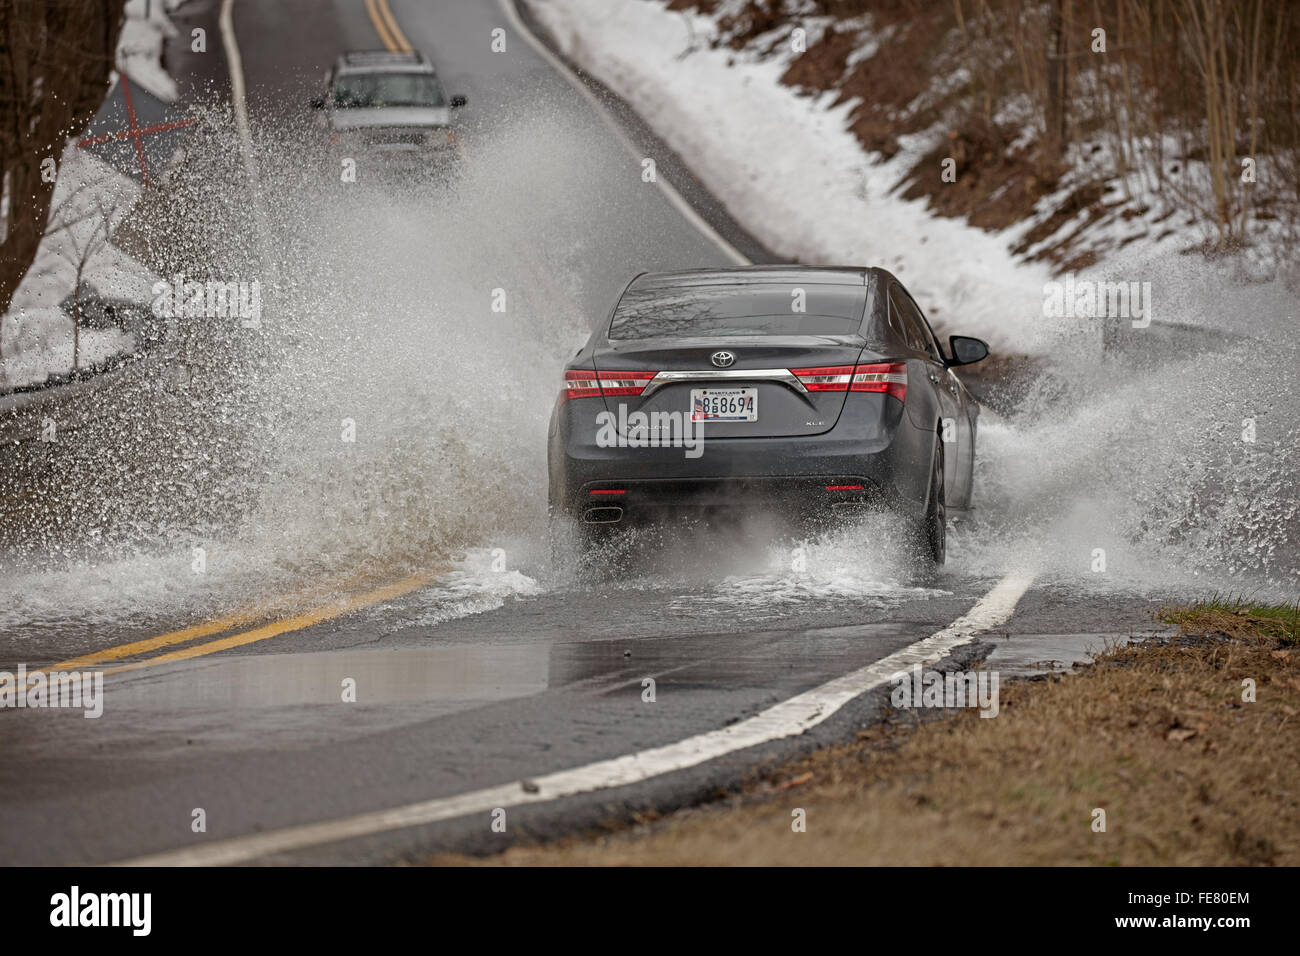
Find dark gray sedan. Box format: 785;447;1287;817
547;266;989;565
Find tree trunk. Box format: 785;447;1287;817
1045;0;1067;160
72;294;80;371
0;0;127;318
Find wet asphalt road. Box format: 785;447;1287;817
0;568;1168;865
0;0;1174;866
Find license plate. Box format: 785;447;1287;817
691;387;757;422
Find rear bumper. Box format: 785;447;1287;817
325;141;462;173
576;475;885;524
548;392;933;520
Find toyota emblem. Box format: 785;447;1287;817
710;350;736;368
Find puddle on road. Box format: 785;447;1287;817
102;623;915;712
97;629;1174;715
980;631;1173;678
110;644;553;710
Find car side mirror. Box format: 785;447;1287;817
310;96;326;110
450;95;468;108
947;335;989;367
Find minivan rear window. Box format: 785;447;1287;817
609;283;867;340
333;73;447;108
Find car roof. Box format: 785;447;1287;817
627;265;877;289
334;50;435;75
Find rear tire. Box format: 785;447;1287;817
910;440;946;566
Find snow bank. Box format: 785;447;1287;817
524;0;1057;351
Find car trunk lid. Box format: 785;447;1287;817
592;335;869;439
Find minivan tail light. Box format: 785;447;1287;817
791;363;906;402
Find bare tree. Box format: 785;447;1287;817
47;185;119;371
1044;0;1067;160
0;0;127;320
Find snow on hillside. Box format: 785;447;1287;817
526;0;1056;351
523;0;1297;353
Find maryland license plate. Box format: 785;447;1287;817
691;387;757;422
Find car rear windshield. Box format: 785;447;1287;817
609;282;867;339
333;73;446;108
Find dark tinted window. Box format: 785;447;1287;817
610;283;867;340
888;285;938;357
884;291;912;346
909;296;943;357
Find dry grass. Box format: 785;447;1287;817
1162;595;1300;646
428;625;1300;866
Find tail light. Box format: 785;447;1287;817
559;369;656;402
791;362;907;402
790;365;855;391
560;370;601;401
596;370;655;397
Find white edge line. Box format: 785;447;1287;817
499;0;751;266
116;572;1033;866
218;0;255;179
219;0;277;320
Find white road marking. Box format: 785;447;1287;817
219;0;255;177
219;0;278;312
499;0;751;266
117;572;1033;865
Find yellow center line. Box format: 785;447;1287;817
36;568;380;673
14;566;438;685
377;0;414;52
365;0;412;53
364;0;398;51
101;572;436;676
45;613;257;673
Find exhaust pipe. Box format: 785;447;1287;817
582;506;623;524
